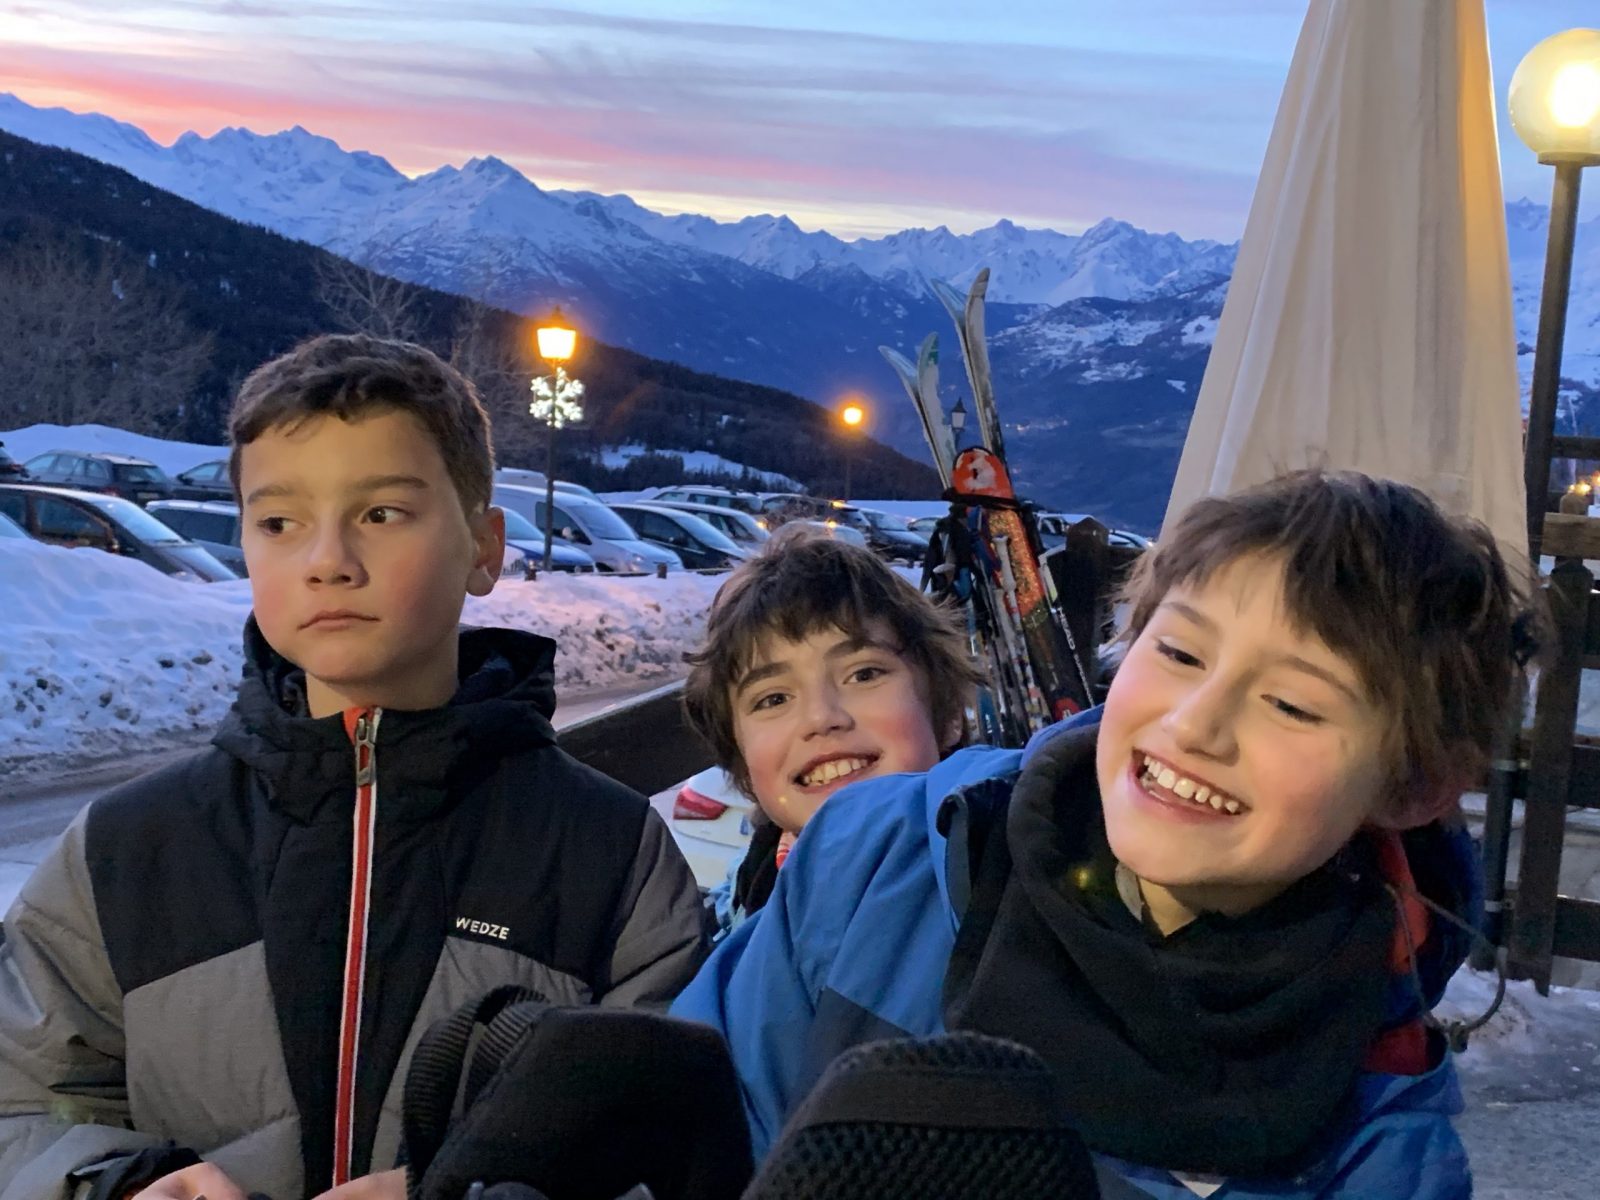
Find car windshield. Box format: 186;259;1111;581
568;500;638;541
0;512;27;538
499;507;544;540
87;496;185;543
864;510;911;531
0;448;16;467
114;462;170;483
664;511;741;554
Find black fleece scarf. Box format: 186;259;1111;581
943;724;1395;1179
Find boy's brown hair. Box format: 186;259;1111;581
684;524;984;799
228;333;495;514
1121;469;1533;820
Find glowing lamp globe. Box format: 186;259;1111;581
1509;29;1600;163
536;308;577;362
841;402;866;428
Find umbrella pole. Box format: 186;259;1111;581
1523;160;1587;562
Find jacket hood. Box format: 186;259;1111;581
212;615;560;822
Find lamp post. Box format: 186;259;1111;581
1509;28;1600;559
839;399;866;501
532;308;584;571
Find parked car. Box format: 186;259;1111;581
494;468;600;499
0;511;30;539
0;442;30;480
649;499;770;550
610;503;752;571
832;506;930;564
1036;512;1152;556
19;450;177;505
648;485;766;516
498;505;598;573
146;499;248;576
907;515;941;536
0;485;236;581
171;459;235;501
756;492;835;523
790;519;871;550
492;484;681;574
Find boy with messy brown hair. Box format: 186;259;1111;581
674;470;1528;1199
0;334;709;1200
682;524;983;930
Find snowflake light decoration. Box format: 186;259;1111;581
530;367;585;428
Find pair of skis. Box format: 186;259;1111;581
881;269;1093;744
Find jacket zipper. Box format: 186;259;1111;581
333;706;382;1187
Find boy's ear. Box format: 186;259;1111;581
1370;765;1470;831
466;505;507;598
943;714;966;752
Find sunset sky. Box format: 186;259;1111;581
3;1;1595;240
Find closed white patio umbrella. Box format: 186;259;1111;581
1163;0;1527;564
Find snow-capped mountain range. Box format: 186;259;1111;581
4;91;1600;528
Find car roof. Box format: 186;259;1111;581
613;501;696;518
37;449;159;466
0;482;136;506
650;499;757;521
148;498;239;515
664;484;757;497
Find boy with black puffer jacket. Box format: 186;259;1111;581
673;469;1529;1199
0;335;710;1200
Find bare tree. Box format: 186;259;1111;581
313;251;423;342
0;226;213;433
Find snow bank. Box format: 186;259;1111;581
0;538;723;772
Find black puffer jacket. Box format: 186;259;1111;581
0;620;710;1200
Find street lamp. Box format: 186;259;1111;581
950;398;968;440
531;307;585;571
1509;28;1600;559
838;399;866;501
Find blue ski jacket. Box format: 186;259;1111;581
671;710;1475;1199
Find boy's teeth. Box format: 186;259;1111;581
802;757;870;787
1138;756;1246;815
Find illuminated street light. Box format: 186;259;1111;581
838;398;868;501
532;308;585;571
1509;29;1600;557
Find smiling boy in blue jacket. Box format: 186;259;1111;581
672;470;1527;1199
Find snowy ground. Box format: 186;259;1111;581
0;537;722;775
1442;969;1600;1200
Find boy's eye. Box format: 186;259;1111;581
1154;640;1202;669
750;692;789;713
846;664;889;685
255;516;291;536
365;505;409;525
1267;696;1324;725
